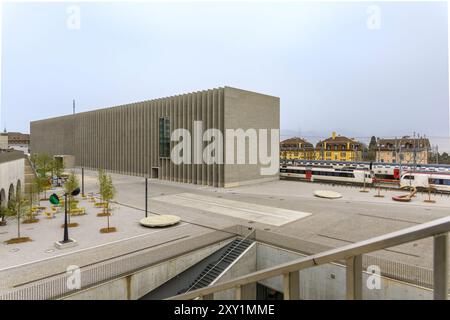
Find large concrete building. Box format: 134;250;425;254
30;87;280;187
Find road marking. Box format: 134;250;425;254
152;193;311;226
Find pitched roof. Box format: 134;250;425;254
316;134;361;148
3;132;30;144
377;137;430;150
280;137;313;147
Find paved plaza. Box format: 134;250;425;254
1;169;449;289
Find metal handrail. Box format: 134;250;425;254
169;216;450;300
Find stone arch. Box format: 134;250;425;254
16;180;22;200
0;189;6;208
8;184;15;208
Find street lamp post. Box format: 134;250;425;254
81;167;85;197
51;187;80;249
145;177;148;218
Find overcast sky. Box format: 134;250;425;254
1;1;449;149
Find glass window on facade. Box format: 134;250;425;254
159;117;170;158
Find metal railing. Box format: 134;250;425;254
0;231;236;300
169;216;450;300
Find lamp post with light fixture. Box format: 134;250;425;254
50;187;80;249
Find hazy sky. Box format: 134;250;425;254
1;1;449;148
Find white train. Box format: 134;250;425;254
400;172;450;192
282;160;450;185
280;165;372;185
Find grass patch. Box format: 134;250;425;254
5;237;32;244
100;227;117;234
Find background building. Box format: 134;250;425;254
280;137;314;160
30;87;280;187
376;136;431;164
0;150;25;214
0;133;8;150
6;132;30;153
315;132;363;161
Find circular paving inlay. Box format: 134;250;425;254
139;215;181;228
314;190;343;199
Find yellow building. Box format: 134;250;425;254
280;137;315;160
315;132;363;161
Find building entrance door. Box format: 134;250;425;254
151;167;159;179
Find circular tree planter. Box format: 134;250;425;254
97;212;111;217
60;223;79;228
100;227;117;233
313;190;342;199
139;215;181;228
0;220;7;226
5;237;32;245
23;218;39;224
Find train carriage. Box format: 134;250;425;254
400;172;450;192
280;165;372;185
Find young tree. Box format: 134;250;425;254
5;193;31;243
51;158;65;180
25;178;40;222
367;136;377;161
34;153;53;177
31;154;54;199
97;169;106;198
35;175;47;202
64;171;80;222
99;171;116;233
0;206;7;226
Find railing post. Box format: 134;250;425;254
283;271;300;300
200;293;214;300
433;233;448;300
235;285;242;300
346;255;362;300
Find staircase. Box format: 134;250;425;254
24;157;38;198
178;238;253;294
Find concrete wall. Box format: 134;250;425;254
0;153;25;208
213;243;257;299
63;239;233;300
223;87;280;187
256;243;434;300
0;135;8;150
31;87;279;188
142;240;236;300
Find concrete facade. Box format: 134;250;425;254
256;243;436;300
62;239;232;300
0;151;25;211
30;87;280;187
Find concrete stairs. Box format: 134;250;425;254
178;238;253;294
